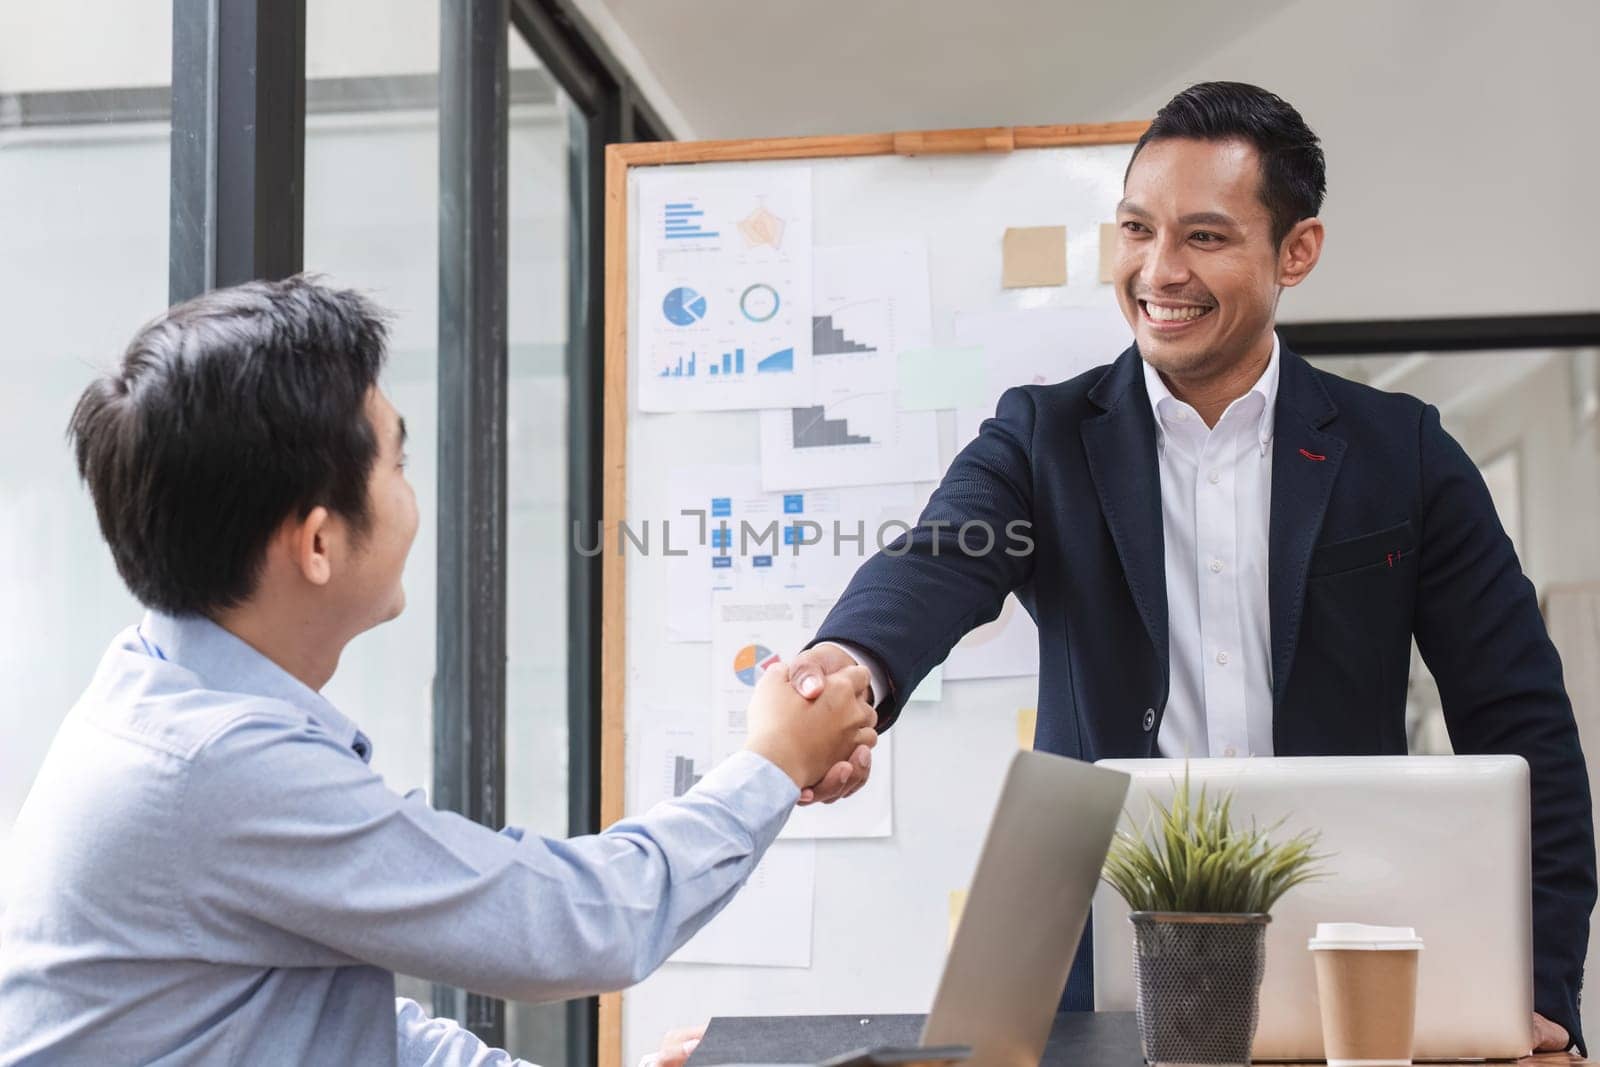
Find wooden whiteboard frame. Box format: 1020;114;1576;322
599;118;1148;1067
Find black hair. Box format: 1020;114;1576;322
1127;81;1327;246
67;275;391;616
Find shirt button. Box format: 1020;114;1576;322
1207;470;1221;485
1216;650;1230;666
1142;707;1156;731
1209;558;1224;573
1223;745;1238;758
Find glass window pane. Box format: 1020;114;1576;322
503;28;582;1067
0;2;171;912
303;7;441;804
302;0;441;1012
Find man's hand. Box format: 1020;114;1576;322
1532;1012;1571;1054
788;644;876;804
637;1024;705;1067
743;660;877;791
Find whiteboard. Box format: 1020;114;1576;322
614;136;1138;1062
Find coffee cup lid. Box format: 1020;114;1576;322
1307;922;1424;951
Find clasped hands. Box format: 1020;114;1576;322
785;643;877;805
739;643;877;803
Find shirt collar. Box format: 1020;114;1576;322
136;611;373;762
1142;332;1280;456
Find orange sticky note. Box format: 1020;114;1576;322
1099;222;1119;283
1017;707;1037;750
1002;226;1067;288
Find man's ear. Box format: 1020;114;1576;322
285;506;335;587
1278;217;1324;289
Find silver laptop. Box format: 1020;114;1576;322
1091;756;1534;1061
919;750;1129;1066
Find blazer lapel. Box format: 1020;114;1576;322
1268;346;1346;709
1082;347;1169;689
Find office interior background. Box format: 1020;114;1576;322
3;1;1599;1064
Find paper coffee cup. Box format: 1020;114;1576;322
1308;923;1424;1067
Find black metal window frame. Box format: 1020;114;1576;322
1280;314;1600;356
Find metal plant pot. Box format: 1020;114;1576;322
1129;912;1270;1066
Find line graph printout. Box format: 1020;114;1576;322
637;167;814;412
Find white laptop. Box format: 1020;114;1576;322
1091;756;1534;1062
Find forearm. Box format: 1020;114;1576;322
396;998;526;1067
204;733;798;1004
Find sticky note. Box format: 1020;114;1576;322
898;346;984;411
948;889;969;947
1017;707;1037;750
1002;225;1067;288
1099;222;1119;283
909;665;943;702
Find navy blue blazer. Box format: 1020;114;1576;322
813;344;1596;1049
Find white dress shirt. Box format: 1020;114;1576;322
1144;335;1279;759
826;335;1281;761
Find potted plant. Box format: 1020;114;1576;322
1101;773;1326;1066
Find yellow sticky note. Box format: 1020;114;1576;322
1099;222;1119;283
1017;707;1037;750
948;889;968;947
1002;226;1067;288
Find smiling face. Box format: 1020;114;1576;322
1115;136;1321;387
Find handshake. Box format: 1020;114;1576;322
741;644;880;804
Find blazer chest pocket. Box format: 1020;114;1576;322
1308;520;1417;579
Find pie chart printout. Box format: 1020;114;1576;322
663;286;708;326
733;643;780;686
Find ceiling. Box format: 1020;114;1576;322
593;0;1293;139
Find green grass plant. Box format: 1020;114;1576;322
1102;770;1327;914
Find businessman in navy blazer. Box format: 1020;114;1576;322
788;82;1595;1053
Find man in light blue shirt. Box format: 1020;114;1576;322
0;277;876;1065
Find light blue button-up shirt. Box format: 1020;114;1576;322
0;613;797;1065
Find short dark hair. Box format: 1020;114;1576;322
68;275;391;616
1127;81;1326;247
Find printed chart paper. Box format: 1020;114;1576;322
665;465;916;643
760;243;939;489
952;304;1133;449
633;715;714;814
636;167;814;412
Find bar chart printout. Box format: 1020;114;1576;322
672;755;703;796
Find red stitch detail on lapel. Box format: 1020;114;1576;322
1299;448;1326;461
